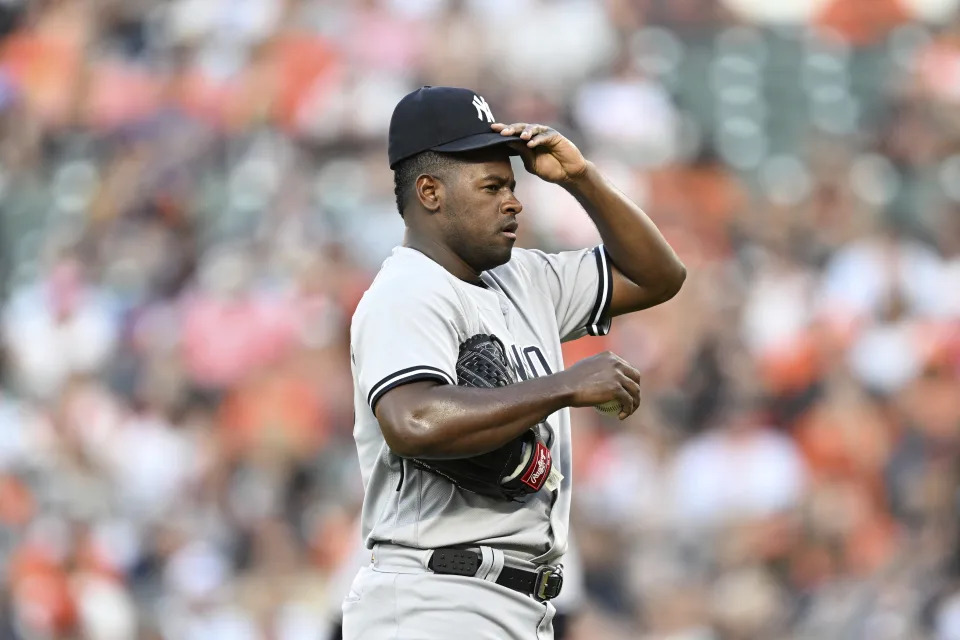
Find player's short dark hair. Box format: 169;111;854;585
393;151;465;217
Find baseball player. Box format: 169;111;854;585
345;86;686;640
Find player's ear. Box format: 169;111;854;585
415;174;442;213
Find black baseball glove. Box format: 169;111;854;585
409;334;556;501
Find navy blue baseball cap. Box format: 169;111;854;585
388;86;521;169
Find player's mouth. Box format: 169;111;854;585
501;221;518;240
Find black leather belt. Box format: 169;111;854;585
427;548;563;602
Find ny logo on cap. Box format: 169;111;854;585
472;95;494;123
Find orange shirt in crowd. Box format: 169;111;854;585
217;366;330;462
816;0;909;45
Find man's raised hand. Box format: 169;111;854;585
492;122;589;185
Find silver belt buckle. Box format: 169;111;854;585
534;563;563;602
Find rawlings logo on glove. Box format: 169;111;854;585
520;441;551;491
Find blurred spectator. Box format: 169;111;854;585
181;246;298;390
573;56;679;168
2;258;119;400
671;394;807;528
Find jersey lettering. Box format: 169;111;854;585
523;346;553;377
508;343;550;381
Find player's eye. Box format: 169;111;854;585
484;184;500;192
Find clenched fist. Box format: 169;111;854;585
558;351;642;421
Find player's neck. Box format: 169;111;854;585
404;236;484;285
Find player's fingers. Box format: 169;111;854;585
519;123;546;140
499;122;529;136
526;131;557;148
623;377;642;407
619;363;641;385
609;353;640;383
518;124;547;139
608;351;629;367
622;377;643;414
614;386;635;419
491;122;506;131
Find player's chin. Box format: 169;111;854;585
481;245;513;270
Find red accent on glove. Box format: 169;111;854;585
520;441;552;491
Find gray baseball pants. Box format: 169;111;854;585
342;543;556;639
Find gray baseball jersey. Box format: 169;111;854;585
349;245;612;564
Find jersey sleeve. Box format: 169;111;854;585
351;282;461;413
515;245;614;342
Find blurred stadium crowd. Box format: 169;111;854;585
1;0;960;638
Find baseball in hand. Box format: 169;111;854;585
594;400;623;417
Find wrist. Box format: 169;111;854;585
546;370;578;408
560;160;597;193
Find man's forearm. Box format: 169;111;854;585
564;162;686;305
376;375;574;459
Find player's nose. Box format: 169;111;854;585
501;192;522;216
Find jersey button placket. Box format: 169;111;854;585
495;291;511;324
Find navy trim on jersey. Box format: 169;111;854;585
368;365;455;411
586;245;613;336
